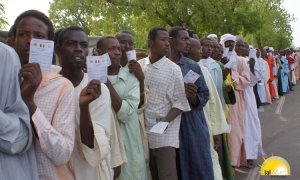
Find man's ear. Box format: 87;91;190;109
11;37;15;48
169;37;175;44
97;49;103;55
55;45;61;55
148;39;153;48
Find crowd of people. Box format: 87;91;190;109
1;9;299;180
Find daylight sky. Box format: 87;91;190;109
3;0;300;47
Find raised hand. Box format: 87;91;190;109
128;60;144;82
19;63;42;104
79;80;101;107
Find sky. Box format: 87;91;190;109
2;0;300;47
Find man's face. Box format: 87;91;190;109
244;46;249;57
279;50;284;56
274;50;278;55
149;30;170;57
261;50;267;58
224;40;235;51
14;16;48;65
189;39;201;62
216;45;223;60
256;49;261;58
172;30;190;54
98;38;121;67
58;30;89;70
117;33;134;57
201;40;213;58
235;41;244;56
211;41;220;60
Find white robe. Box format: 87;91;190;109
256;57;266;103
243;58;266;160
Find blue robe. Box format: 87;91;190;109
176;55;214;180
280;56;289;93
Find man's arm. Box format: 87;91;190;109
31;82;76;166
128;60;145;108
0;62;32;154
79;80;102;148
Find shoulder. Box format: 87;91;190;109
50;75;74;94
0;42;21;68
164;57;182;73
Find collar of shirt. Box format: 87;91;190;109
111;67;128;84
177;54;187;65
200;57;214;69
145;56;166;69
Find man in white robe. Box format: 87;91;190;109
236;39;265;168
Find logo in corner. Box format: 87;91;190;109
259;155;290;178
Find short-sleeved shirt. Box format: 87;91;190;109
139;56;190;149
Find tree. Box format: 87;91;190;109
0;2;8;29
48;0;294;49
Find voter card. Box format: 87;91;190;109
223;47;229;57
29;39;54;72
150;122;169;134
249;49;256;59
183;70;200;84
86;56;108;83
126;50;136;61
103;53;111;66
227;79;236;85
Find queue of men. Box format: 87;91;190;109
1;9;298;180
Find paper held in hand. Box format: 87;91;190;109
29;39;54;72
86;54;109;83
183;70;201;84
126;50;136;61
150;121;169;134
248;49;256;59
223;47;229;57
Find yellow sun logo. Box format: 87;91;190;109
259;155;290;176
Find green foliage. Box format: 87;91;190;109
0;2;8;29
48;0;295;49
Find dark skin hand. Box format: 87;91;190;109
128;60;145;108
19;63;42;136
223;84;232;92
113;166;121;180
185;83;199;106
220;57;229;65
213;134;221;151
248;58;255;74
105;80;123;113
156;108;182;123
79;80;101;148
222;68;231;80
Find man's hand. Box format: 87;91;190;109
220;57;229;65
19;63;42;104
185;83;199;106
213;135;221;151
248;58;255;67
79;80;101;108
223;84;232;92
222;68;231;80
128;60;144;82
284;72;288;76
113;166;121;180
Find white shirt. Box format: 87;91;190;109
70;73;113;180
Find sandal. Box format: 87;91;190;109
247;160;256;169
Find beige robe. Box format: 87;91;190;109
227;56;250;167
263;61;272;104
199;65;228;180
